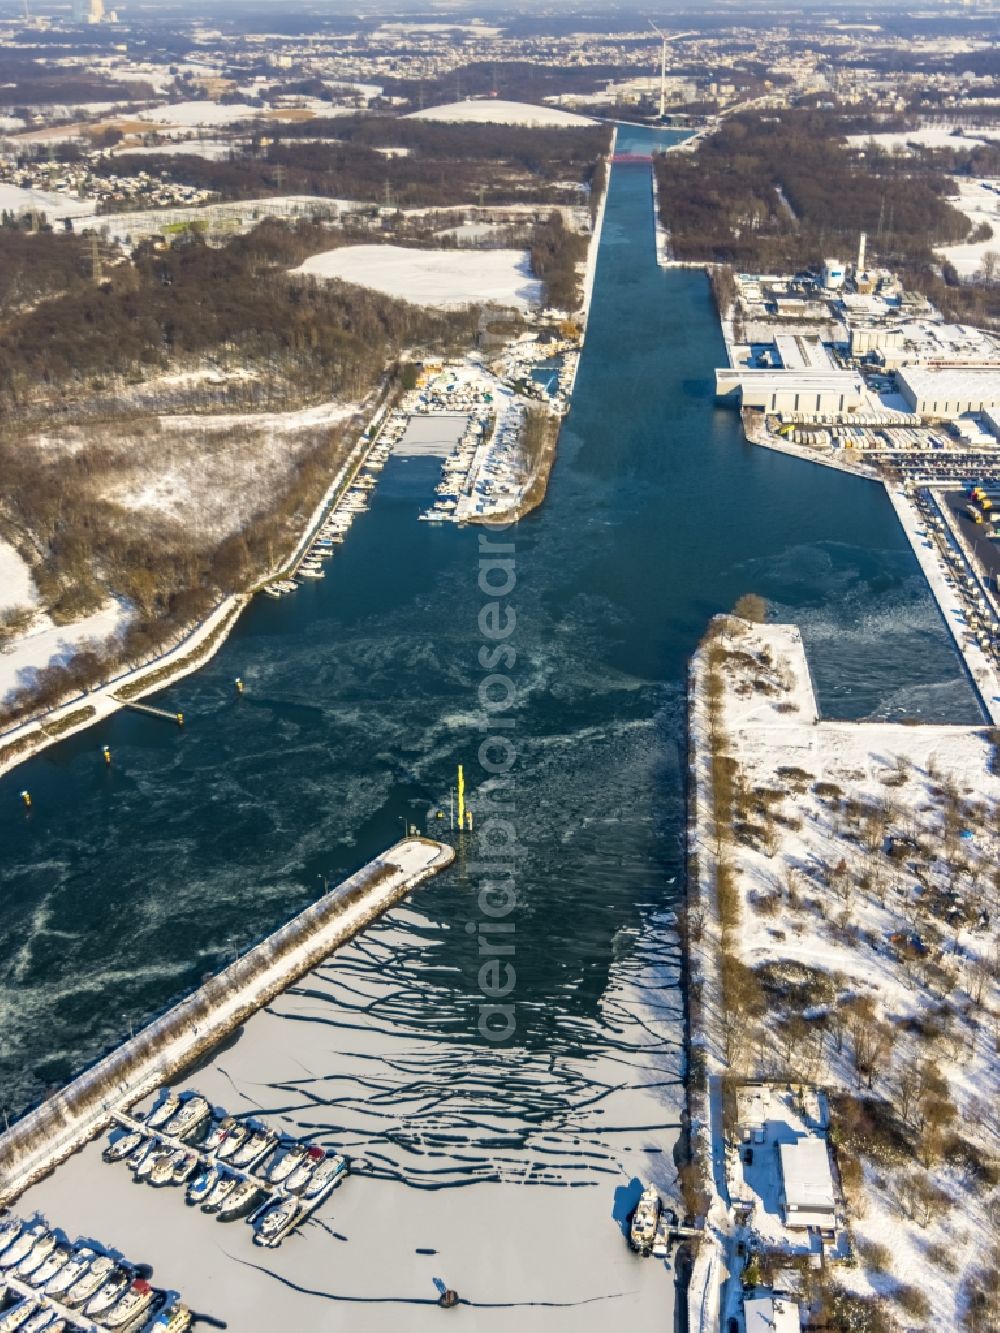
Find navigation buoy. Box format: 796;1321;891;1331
20;790;31;810
234;677;244;694
102;745;111;766
435;809;444;820
438;1289;459;1309
175;712;184;727
466;810;473;832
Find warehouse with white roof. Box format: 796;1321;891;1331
897;365;1000;417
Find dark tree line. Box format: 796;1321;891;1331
111;121;611;211
530;211;589;309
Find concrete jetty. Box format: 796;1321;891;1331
0;837;454;1206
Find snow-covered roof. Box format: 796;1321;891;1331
778;1138;835;1212
745;1294;801;1333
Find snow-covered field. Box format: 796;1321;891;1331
0;182;97;221
406;98;595;127
935;177;1000;279
848;125;998;153
137;101;265;128
0;601;128;702
698;617;1000;1328
294;244;542;309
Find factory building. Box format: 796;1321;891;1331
715;368;865;415
897;365;1000;417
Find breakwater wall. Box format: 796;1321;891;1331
0;837;454;1205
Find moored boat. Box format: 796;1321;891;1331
102;1277;154;1330
143;1094;180;1130
216;1179;264;1223
149;1303;192;1333
83;1267;130;1319
629;1185;660;1256
201;1173;238;1215
185;1165;219;1207
103;1130;143;1164
44;1248;95;1299
63;1253;115;1308
252;1196;300;1249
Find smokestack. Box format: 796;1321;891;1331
857;231;867;277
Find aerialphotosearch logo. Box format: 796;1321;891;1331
468;531;518;1042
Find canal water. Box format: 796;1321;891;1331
0;122;977;1183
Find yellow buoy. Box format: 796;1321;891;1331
234;677;244;694
103;745;111;766
176;712;184;727
20;790;32;809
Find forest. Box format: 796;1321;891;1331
0;220;477;410
110;121;611;210
655;110;999;323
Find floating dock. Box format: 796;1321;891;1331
0;838;454;1205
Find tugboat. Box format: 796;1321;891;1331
252;1196;300;1248
629;1185;661;1256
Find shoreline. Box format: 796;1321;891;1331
467;130;616;527
0;382;399;781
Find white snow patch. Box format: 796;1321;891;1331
0;542;37;614
137;101;264;128
406;98;595;127
293;244;541;309
0;182;97;221
847;125;997;152
0;601;128;702
934;177;1000;279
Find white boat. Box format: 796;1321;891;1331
63;1254;116;1308
83;1267;130;1319
252;1196;300;1248
103;1130;143;1163
20;1310;57;1333
629;1185;660;1255
201;1173;238;1214
169;1150;200;1185
216;1178;265;1222
17;1232;57;1279
0;1222;47;1270
267;1144;305;1185
186;1165;219;1206
262;585;282;598
134;1146;170;1182
163;1095;211;1143
298;567;324;579
214;1122;249;1161
27;1244;71;1288
0;1218;23;1256
200;1117;233;1154
144;1094;180;1130
285;1145;326;1194
0;1298;37;1333
44;1248;95;1299
102;1278;154;1330
149;1153;176;1187
231;1128;276;1171
302;1153;348;1201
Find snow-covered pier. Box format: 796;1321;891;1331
0;837;454;1206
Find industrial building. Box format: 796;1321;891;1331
715;368;866;415
777;1137;837;1230
897;365;1000;417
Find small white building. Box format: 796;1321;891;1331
822;258;846;290
778;1137;837;1230
745;1293;801;1333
